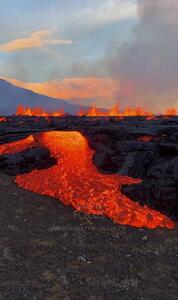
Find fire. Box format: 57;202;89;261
85;106;103;117
16;105;64;117
0;131;172;229
108;104;120;116
121;107;153;117
165;108;177;116
15;104;177;117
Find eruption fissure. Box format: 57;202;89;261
15;104;177;117
0;131;174;229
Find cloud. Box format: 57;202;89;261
2;76;120;108
64;0;137;30
0;30;72;52
109;0;178;112
78;0;137;27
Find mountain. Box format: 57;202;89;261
0;78;91;115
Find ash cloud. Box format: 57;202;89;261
110;0;178;112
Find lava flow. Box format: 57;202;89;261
0;135;34;156
0;130;170;229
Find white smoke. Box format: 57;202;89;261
110;0;178;112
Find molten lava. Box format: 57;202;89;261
0;135;34;155
137;136;153;142
16;104;177;117
0;131;171;229
165;108;177;116
0;117;7;122
16;105;64;117
16;104;154;117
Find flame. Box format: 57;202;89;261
0;131;173;229
108;104;120;116
74;105;154;117
165;108;177;116
16;105;64;117
15;104;177;117
85;106;103;117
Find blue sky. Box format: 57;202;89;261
1;0;177;113
0;0;138;81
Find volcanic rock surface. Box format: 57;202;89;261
0;147;56;175
0;170;178;300
0;115;178;220
0;115;178;298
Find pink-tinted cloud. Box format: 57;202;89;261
3;77;121;108
0;31;72;52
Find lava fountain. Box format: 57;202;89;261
15;104;177;117
7;131;173;230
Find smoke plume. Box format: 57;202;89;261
110;0;178;112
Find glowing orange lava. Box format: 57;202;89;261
0;117;7;122
16;105;64;117
15;104;177;117
165;108;177;116
137;136;153;142
0;135;34;155
0;131;170;229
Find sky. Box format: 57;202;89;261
0;0;178;112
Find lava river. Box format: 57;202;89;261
1;131;174;229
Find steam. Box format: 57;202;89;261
110;0;178;112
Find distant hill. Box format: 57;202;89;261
0;78;91;115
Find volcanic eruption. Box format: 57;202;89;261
0;131;174;229
15;104;177;117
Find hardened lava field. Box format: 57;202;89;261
0;129;174;229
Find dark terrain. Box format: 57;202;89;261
0;116;178;299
